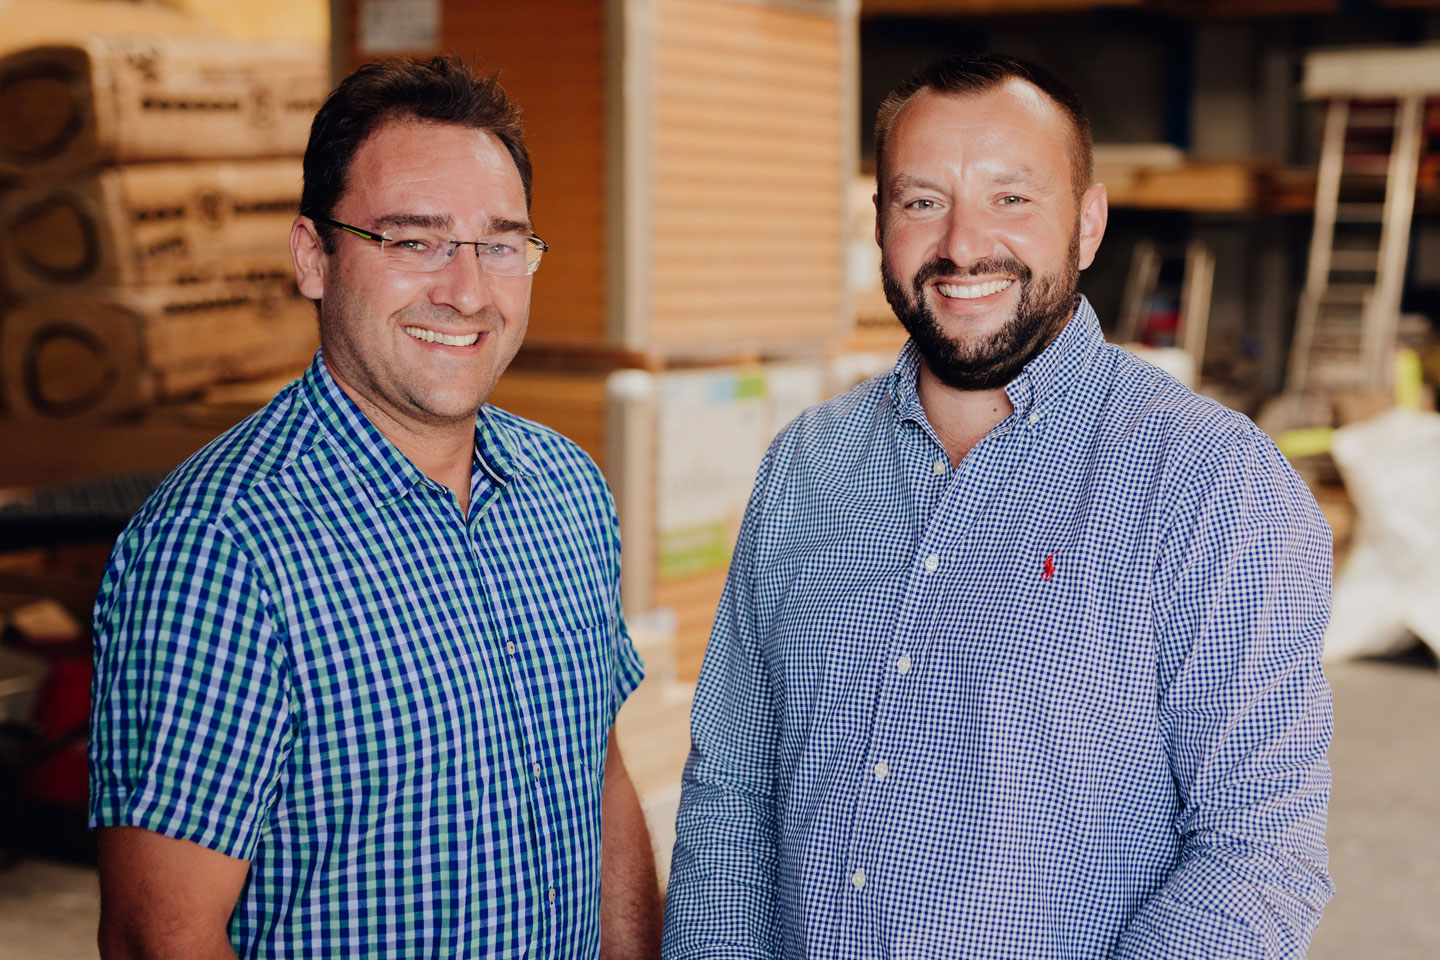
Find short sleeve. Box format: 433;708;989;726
89;516;293;861
607;488;645;723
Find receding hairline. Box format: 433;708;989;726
881;79;1091;200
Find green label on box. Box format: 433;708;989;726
658;523;733;580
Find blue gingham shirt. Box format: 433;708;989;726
90;351;643;959
664;298;1333;960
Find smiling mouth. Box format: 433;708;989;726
403;326;480;347
936;279;1014;300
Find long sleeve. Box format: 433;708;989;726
1114;427;1335;959
662;454;783;960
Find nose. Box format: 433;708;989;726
937;200;993;269
428;245;494;316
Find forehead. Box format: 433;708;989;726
339;119;526;220
885;80;1075;187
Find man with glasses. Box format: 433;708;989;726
89;57;660;958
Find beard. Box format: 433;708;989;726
881;228;1082;392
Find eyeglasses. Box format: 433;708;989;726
315;215;548;277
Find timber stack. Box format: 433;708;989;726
0;18;327;422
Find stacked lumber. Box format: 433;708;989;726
0;20;326;422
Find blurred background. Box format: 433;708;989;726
0;0;1436;956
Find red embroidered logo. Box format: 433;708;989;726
1042;554;1056;581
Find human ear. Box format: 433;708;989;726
290;216;328;300
1076;182;1108;271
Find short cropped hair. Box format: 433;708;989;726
301;56;531;252
873;52;1093;208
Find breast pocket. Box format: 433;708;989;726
523;620;616;770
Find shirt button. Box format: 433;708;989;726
1028;411;1040;424
532;762;542;778
506;641;517;655
548;887;556;903
896;655;912;674
873;761;889;780
851;870;867;889
923;554;939;572
932;459;947;476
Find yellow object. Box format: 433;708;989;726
1277;427;1336;459
158;0;327;44
1394;348;1424;410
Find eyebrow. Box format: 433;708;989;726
370;213;533;235
886;169;1046;197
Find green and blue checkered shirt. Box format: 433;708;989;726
90;351;644;959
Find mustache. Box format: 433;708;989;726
392;303;504;328
911;256;1031;291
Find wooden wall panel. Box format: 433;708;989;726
649;0;845;353
441;0;609;348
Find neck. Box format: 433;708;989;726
328;369;477;515
915;360;1014;466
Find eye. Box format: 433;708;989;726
904;198;938;211
386;235;433;252
997;195;1028;206
480;236;525;258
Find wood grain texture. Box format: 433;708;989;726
650;0;845;353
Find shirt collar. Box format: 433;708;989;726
299;350;530;506
887;295;1104;423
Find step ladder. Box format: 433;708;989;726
1284;48;1440;404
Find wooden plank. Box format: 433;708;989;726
652;567;727;683
0;35;326;178
0;421;223;488
0;159;300;295
651;0;845;353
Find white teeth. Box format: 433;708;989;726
937;278;1014;300
403;326;479;347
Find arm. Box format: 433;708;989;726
661;460;783;960
97;827;250;959
89;517;292;957
1114;427;1334;960
601;729;662;959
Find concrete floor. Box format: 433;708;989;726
0;657;1433;958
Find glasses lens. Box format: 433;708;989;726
379;232;450;272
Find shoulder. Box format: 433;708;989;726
770;374;892;466
1090;345;1316;524
1092;343;1269;467
484;404;615;509
116;380;322;554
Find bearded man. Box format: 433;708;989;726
661;53;1333;960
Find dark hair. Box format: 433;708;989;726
873;52;1092;207
301;56;531;252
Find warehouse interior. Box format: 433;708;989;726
0;0;1437;956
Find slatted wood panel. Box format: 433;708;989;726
653;566;727;682
436;0;609;348
649;0;845;351
0;159;300;295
